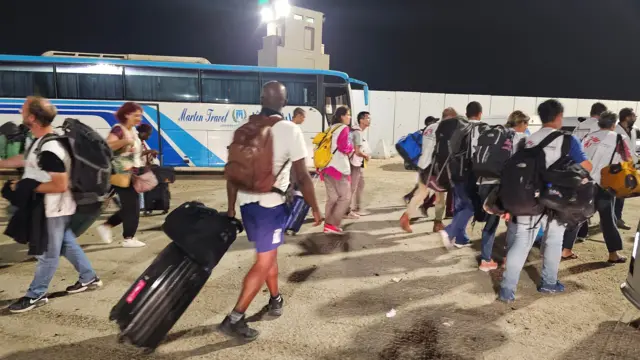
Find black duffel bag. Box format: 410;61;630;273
162;201;243;270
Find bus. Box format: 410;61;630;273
0;53;369;168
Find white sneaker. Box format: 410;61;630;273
346;212;360;220
96;225;113;244
439;230;453;250
122;238;146;248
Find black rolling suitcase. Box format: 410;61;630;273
110;202;243;353
109;243;210;353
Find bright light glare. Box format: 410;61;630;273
261;6;274;23
274;0;290;18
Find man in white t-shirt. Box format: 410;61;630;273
346;111;371;218
1;97;102;313
613;107;638;230
500;99;593;303
562;111;629;263
572;102;607;141
400;110;454;233
221;82;322;341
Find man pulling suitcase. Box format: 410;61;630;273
223;81;322;341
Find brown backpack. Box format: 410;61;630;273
225;114;287;193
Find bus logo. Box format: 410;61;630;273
232;109;247;123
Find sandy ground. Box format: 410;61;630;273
1;159;640;360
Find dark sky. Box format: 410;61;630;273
4;0;640;100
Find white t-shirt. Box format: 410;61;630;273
417;122;439;170
524;127;566;168
22;137;76;218
238;120;308;208
615;125;639;163
131;127;143;168
583;129;629;184
573;117;599;141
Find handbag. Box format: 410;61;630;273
133;170;159;193
110;173;131;188
600;134;640;198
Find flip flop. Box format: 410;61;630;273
608;256;628;264
561;253;578;261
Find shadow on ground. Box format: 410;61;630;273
558;320;640;360
1;330;245;360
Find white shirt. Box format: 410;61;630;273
350;125;370;167
524;127;565;169
417;121;439;170
573;117;600;141
582;129;628;184
22;137;76;218
615;125;638;163
238;121;308;208
131;127;143;168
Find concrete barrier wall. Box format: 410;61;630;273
351;90;640;158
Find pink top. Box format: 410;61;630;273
320;126;354;182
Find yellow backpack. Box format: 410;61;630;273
312;125;342;169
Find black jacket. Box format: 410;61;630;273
3;179;48;255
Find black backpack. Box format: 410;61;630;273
473;125;517;179
33;118;113;206
430;116;487;189
539;155;596;227
499;131;567;216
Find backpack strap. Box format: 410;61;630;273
608;134;624;165
536;131;565;150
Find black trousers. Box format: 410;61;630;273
106;185;140;239
615;197;624;222
563;187;623;253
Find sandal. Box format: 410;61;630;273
561;253;578;261
608;256;627;264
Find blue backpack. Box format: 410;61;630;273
396;129;424;169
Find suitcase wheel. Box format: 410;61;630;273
116;334;126;344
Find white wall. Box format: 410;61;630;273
352;90;640;158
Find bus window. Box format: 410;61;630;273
56;64;124;100
324;85;349;122
261;73;317;106
125;67;199;103
201;71;260;104
0;63;55;98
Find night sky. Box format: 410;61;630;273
4;0;640;100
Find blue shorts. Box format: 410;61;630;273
240;203;288;253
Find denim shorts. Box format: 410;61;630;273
240;203;288;253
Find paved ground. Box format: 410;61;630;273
1;159;640;359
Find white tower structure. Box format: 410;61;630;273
258;0;330;70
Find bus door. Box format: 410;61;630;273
139;103;163;166
322;83;350;130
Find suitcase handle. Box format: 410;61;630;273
229;217;244;234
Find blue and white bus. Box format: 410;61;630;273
0;52;369;168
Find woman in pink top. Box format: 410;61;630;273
320;106;354;233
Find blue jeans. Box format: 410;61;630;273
444;182;474;245
478;185;500;261
501;215;565;297
26;215;97;298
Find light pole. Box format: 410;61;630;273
259;0;290;23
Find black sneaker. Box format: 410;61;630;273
218;315;260;341
265;296;284;317
617;220;632;230
66;277;103;294
8;295;48;313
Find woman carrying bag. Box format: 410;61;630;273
95;102;147;248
